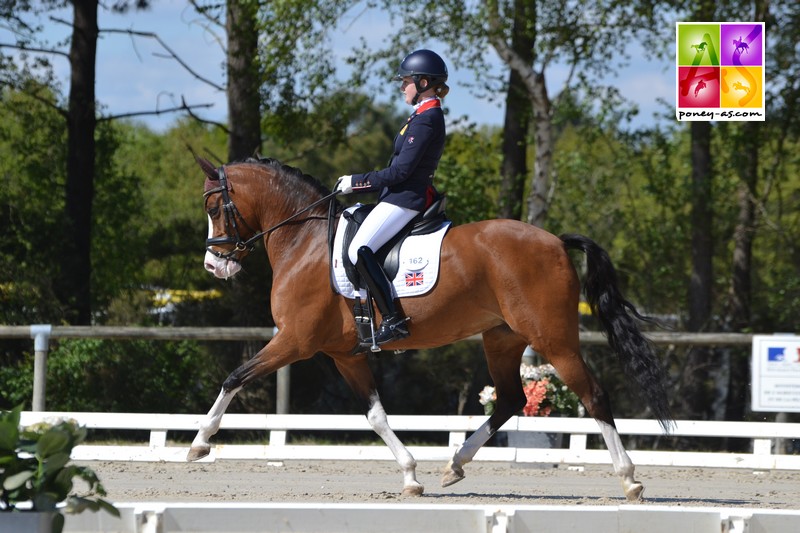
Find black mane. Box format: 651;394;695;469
243;157;334;200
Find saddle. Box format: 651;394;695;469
340;194;449;290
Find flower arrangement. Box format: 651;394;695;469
478;363;584;417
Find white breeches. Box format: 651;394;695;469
347;202;419;265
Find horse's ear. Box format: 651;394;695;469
196;156;219;181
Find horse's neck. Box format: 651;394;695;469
263;207;329;273
246;167;330;272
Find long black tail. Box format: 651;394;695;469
561;233;674;432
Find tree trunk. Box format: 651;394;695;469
485;0;551;228
498;0;534;220
688;121;713;332
722;123;758;440
63;0;98;325
224;0;272;411
725;0;768;432
525;70;552;228
226;0;262;161
677;0;719;420
498;71;529;220
682;120;714;419
728;125;758;332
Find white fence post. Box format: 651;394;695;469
30;324;52;412
274;327;291;415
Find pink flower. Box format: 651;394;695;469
522;378;551;417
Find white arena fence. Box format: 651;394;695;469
55;502;800;533
8;325;800;531
13;412;800;533
18;411;800;470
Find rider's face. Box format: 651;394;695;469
401;77;430;105
401;77;415;105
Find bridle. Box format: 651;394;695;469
204;165;339;262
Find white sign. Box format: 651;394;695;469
751;334;800;412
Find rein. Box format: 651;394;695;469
205;165;340;260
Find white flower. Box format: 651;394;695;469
520;363;557;382
478;385;496;405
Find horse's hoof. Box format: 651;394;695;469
402;483;425;496
623;481;644;501
187;445;210;462
441;465;465;487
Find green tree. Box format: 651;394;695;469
497;0;534;220
435;123;502;225
0;84;68;324
226;0;262;160
0;0;160;324
1;339;218;413
365;0;654;227
109;118;229;324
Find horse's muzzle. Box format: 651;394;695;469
204;251;241;279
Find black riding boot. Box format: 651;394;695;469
355;246;409;345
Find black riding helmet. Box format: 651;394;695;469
396;49;448;104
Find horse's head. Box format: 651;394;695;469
200;155;336;279
199;157;261;279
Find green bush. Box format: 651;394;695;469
0;339;220;413
0;405;119;532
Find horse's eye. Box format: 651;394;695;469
208;207;220;217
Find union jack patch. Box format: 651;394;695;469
407;136;415;144
405;271;424;286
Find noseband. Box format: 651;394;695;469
204;166;265;261
204;164;340;262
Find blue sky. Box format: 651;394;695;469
13;0;675;132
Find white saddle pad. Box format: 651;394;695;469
331;205;450;299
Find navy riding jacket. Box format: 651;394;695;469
350;99;445;211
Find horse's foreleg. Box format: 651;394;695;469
187;385;241;461
367;392;424;496
442;325;527;487
333;355;423;496
188;334;303;462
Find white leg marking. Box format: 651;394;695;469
366;393;423;495
442;418;494;487
598;420;643;501
188;387;241;460
455;419;494;465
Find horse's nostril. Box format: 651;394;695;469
204;262;216;273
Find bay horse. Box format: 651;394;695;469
189;156;673;501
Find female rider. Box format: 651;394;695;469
335;49;449;346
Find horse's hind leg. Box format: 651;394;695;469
535;328;643;501
442;325;527;487
597;418;643;501
332;354;424;496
